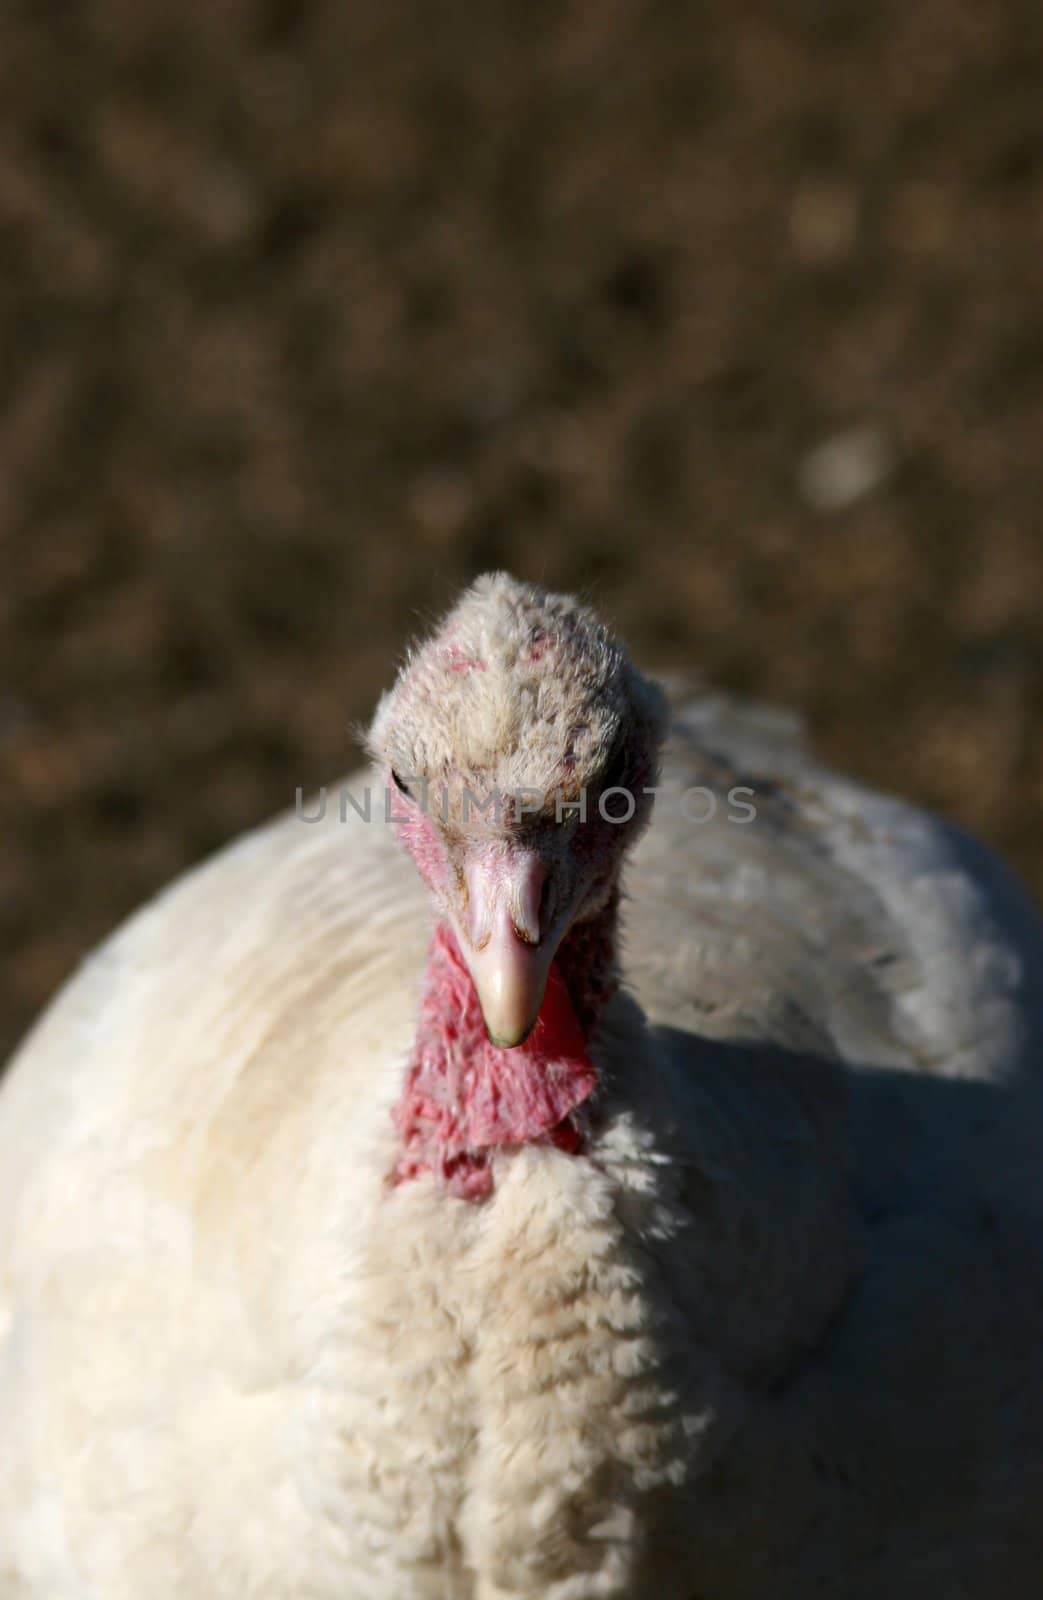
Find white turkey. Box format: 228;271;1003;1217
2;570;1043;1600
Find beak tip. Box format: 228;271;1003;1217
485;1017;537;1050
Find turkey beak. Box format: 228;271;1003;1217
458;852;555;1048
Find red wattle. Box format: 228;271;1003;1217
392;923;597;1199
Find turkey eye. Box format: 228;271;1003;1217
391;769;411;797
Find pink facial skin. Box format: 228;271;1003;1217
521;627;556;665
392;923;597;1200
386;772;451;895
442;641;487;673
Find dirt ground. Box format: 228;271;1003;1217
1;0;1041;1061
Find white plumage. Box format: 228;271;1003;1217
1;572;1043;1599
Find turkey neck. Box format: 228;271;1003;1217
391;893;620;1199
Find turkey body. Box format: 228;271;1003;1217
1;688;1043;1599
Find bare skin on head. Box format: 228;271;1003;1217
367;572;667;1193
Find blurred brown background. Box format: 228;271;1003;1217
1;0;1041;1062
